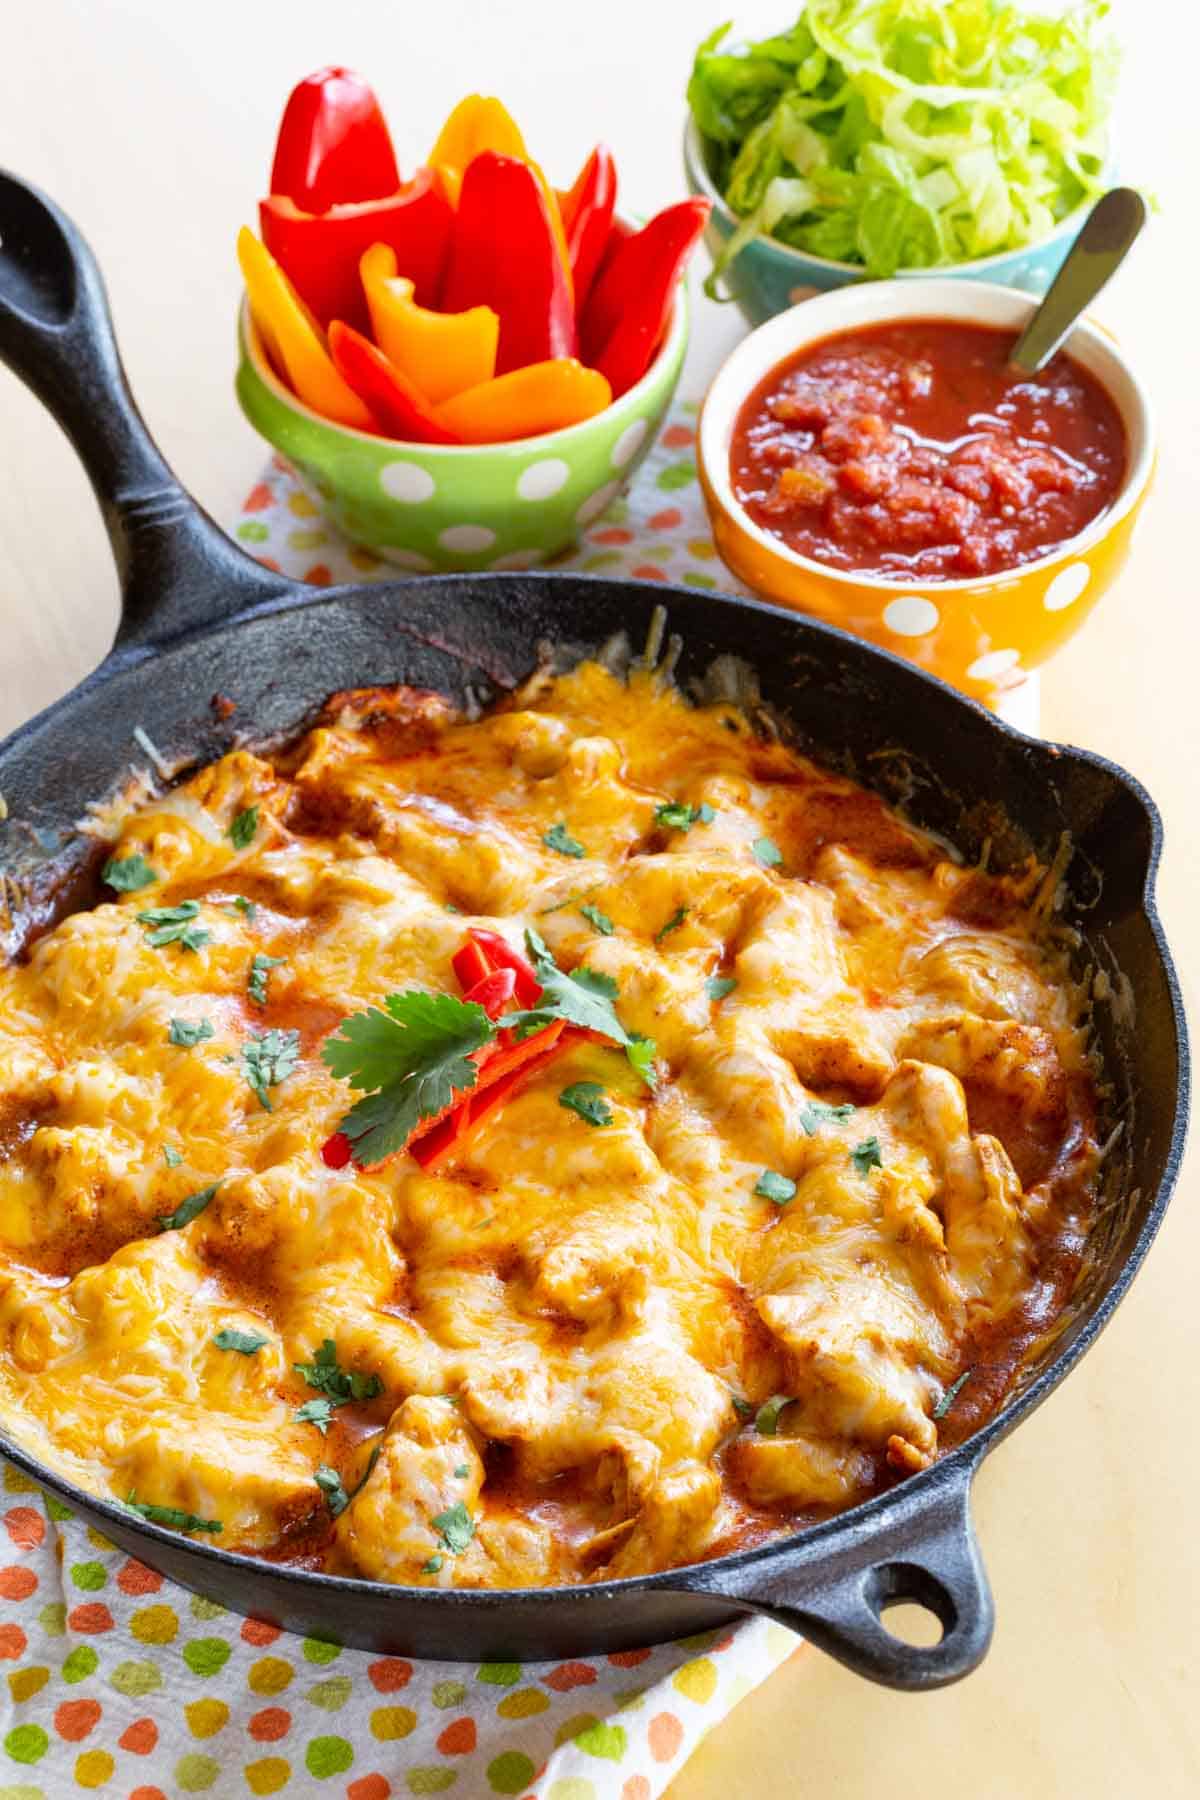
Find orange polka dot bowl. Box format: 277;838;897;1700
697;279;1155;709
235;282;689;575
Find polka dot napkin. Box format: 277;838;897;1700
0;1463;799;1799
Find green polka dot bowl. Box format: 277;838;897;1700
235;288;689;573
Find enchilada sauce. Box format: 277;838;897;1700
730;319;1127;580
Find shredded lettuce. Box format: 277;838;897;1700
688;0;1118;287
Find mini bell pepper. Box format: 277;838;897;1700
581;198;710;394
442;153;576;375
327;321;460;443
360;244;498;404
435;360;610;444
270;67;401;215
430;93;528;185
237;227;375;430
560;144;617;309
260;166;453;331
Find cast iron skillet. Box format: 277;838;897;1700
0;171;1189;1690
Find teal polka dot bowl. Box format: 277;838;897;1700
235;287;688;573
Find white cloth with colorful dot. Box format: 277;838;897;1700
0;1464;799;1798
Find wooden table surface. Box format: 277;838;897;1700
1;4;1195;1795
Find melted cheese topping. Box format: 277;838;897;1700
0;664;1099;1586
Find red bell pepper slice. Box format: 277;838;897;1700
463;927;542;1005
461;966;517;1020
260;168;453;331
328;322;462;444
321;1130;354;1169
441;153;576;375
451;936;493;993
408;1023;575;1169
581;198;710;396
270;67;401;215
560;145;617;311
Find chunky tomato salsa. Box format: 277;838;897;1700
730;319;1127;580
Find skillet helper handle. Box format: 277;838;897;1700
668;1460;993;1692
0;169;293;654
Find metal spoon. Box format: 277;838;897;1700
1008;187;1147;373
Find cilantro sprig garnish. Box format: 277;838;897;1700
933;1369;973;1421
579;902;614;936
655;800;715;832
315;1445;382;1518
322;990;495;1165
248;952;285;1007
626;1032;658;1090
432;1500;475;1556
157;1183;219;1233
137;901;210;953
125;1492;222;1534
292;1339;383;1435
229;806;259;850
655;905;688;943
103;853;158;892
851;1137;883;1176
798;1099;855;1135
168;1018;213;1048
543;821;586;859
754;1169;796;1205
705;975;737;1002
213;1328;269;1355
242;1028;300;1110
500;928;630;1046
559;1081;613;1127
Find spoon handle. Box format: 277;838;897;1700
1008;187;1148;374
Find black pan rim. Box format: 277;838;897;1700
0;569;1189;1616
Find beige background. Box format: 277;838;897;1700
0;2;1195;1794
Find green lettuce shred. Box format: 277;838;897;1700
687;0;1118;287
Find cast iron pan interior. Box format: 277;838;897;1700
0;170;1188;1687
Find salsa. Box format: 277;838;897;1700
730;319;1127;580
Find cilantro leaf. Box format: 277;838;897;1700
241;1028;300;1110
731;1394;754;1419
655;905;688;943
229;806;259;849
168;1017;214;1048
226;894;258;922
559;1081;613;1127
500;930;630;1047
125;1492;222;1534
705;975;737;1001
213;1328;269;1355
294;1396;336;1434
754;1169;796;1205
626;1032;658;1090
248;952;285;1007
162;1145;182;1168
314;1464;350;1517
431;1500;475;1555
137;900;210;953
797;1099;855;1135
655;800;715;832
579;902;614;936
543;821;586;859
102;853;157;892
294;1338;384;1411
851;1137;883;1176
322;990;496;1164
422;1554;444;1574
933;1368;973;1421
754;1395;792;1436
752;836;783;868
453;1464;470;1479
157;1183;219;1233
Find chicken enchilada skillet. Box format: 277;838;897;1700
0;172;1187;1686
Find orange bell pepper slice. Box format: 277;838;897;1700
360;243;498;404
237;226;374;430
434;360;611;444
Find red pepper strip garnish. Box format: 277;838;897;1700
269;67;402;216
441;153;576;376
461;966;517;1020
581;199;711;395
259;168;453;330
328;323;462;443
409;1024;576;1170
321;1130;353;1169
464;927;542;1006
452;936;494;993
559;145;617;312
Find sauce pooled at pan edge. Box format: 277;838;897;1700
730;318;1127;581
0;663;1101;1586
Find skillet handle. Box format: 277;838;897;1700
0;169;297;656
665;1458;993;1692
